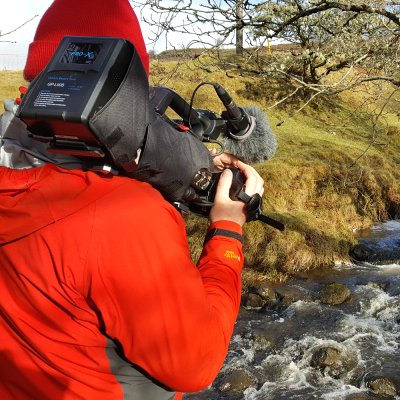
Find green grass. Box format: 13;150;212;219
2;64;399;287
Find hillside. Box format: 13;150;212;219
1;64;400;286
149;59;400;284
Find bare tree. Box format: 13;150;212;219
129;0;400;190
236;0;244;55
132;1;400;100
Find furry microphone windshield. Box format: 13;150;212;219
221;105;277;164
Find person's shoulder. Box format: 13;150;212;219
43;165;175;217
95;174;179;216
103;174;163;201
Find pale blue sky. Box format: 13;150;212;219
1;1;56;53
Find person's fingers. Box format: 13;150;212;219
210;168;247;225
214;168;233;202
234;160;264;197
218;152;239;165
255;174;265;195
212;155;265;202
211;152;240;171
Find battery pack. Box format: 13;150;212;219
17;36;135;157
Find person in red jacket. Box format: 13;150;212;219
0;1;264;399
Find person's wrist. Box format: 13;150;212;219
209;208;246;226
208;219;243;235
204;227;243;244
204;220;243;245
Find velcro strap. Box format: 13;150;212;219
204;228;243;245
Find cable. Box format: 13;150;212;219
187;81;216;131
187;81;225;158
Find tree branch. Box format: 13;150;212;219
0;15;38;39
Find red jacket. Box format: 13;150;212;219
0;164;243;399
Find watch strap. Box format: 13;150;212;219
204;228;243;245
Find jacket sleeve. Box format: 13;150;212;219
86;181;243;393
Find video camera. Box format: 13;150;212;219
16;36;284;231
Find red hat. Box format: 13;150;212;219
23;0;149;81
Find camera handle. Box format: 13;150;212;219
150;86;209;139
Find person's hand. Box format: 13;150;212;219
210;150;240;171
209;160;264;226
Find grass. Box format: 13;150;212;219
149;59;400;285
0;71;26;104
2;63;399;288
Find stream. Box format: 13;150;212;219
185;221;400;399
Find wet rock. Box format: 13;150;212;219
184;388;214;400
311;346;341;368
367;281;390;291
351;243;378;262
251;328;276;351
351;239;400;265
274;285;313;308
242;285;277;310
216;369;258;395
365;374;398;397
345;393;373;400
319;283;351;305
310;345;357;378
255;284;277;304
242;292;267;310
381;367;400;396
252;358;288;383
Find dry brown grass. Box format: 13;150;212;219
0;71;27;106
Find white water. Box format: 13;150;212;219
236;263;400;400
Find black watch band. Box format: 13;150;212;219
203;228;243;245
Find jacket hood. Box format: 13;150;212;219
0;164;128;244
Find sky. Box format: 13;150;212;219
0;0;165;69
0;1;53;58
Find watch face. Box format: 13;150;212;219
60;42;103;64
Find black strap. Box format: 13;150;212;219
204;228;243;245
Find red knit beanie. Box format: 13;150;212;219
23;0;149;81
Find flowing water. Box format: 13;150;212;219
186;221;400;399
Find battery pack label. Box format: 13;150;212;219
31;73;91;112
33;90;70;107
